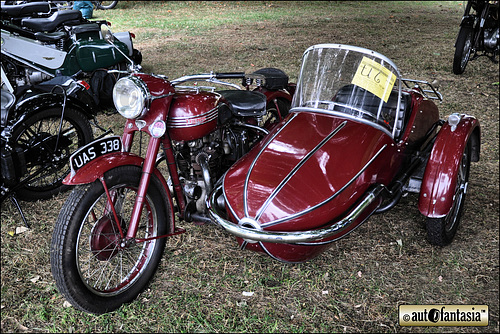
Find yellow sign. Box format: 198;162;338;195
399;305;489;327
351;56;396;103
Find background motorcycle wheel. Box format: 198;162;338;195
263;98;291;130
426;140;471;245
11;107;93;201
453;25;474;74
95;1;118;10
50;165;171;314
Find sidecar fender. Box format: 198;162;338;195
418;115;480;218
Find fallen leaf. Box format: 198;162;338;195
15;226;29;234
30;275;40;283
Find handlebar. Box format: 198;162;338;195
214;72;245;79
170;72;246;90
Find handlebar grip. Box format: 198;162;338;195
215;72;245;79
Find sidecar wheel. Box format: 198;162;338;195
426;140;471;246
50;165;171;314
453;25;473;74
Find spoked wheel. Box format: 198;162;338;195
262;98;291;130
95;1;118;10
11;107;93;201
426;140;471;246
453;25;474;74
50;165;172;314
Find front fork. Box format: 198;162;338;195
100;130;186;244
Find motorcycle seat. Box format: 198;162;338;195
34;31;67;43
251;68;289;90
1;2;51;18
21;9;83;32
218;90;267;117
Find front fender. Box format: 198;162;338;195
418;115;480;218
63;152;144;185
63;152;176;232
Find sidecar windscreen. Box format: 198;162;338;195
291;44;403;138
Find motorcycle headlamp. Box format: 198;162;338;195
113;76;150;119
101;24;114;43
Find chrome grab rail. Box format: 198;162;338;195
207;184;385;244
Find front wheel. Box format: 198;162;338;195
426;140;471;246
453;25;474;74
50;165;172;314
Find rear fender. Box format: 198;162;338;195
418;115;480;218
13;93;96;125
258;89;292;104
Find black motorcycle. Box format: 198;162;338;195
453;0;499;74
0;76;104;225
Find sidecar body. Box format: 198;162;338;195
208;44;480;262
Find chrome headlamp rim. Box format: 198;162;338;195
113;75;151;119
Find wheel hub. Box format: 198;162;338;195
90;216;124;261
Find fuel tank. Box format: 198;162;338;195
221;111;399;262
167;91;220;141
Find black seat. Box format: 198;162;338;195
1;2;51;18
34;31;66;43
21;9;83;32
218;90;267;117
251;68;289;90
334;84;410;137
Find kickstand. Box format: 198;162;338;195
9;195;30;229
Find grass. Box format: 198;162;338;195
1;1;499;333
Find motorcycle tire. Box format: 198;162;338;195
96;1;118;10
426;140;471;246
11;107;93;201
453;25;474;74
50;165;171;314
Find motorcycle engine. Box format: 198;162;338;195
171;125;257;215
4;58;52;89
484;27;499;50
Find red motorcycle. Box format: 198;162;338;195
50;68;294;314
51;44;480;315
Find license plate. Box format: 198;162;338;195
70;136;122;172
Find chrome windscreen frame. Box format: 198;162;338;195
294;44;404;139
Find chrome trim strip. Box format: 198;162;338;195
243;113;299;217
166;106;218;128
290;108;393;138
260;143;387;228
254;121;347;221
207;183;385;244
